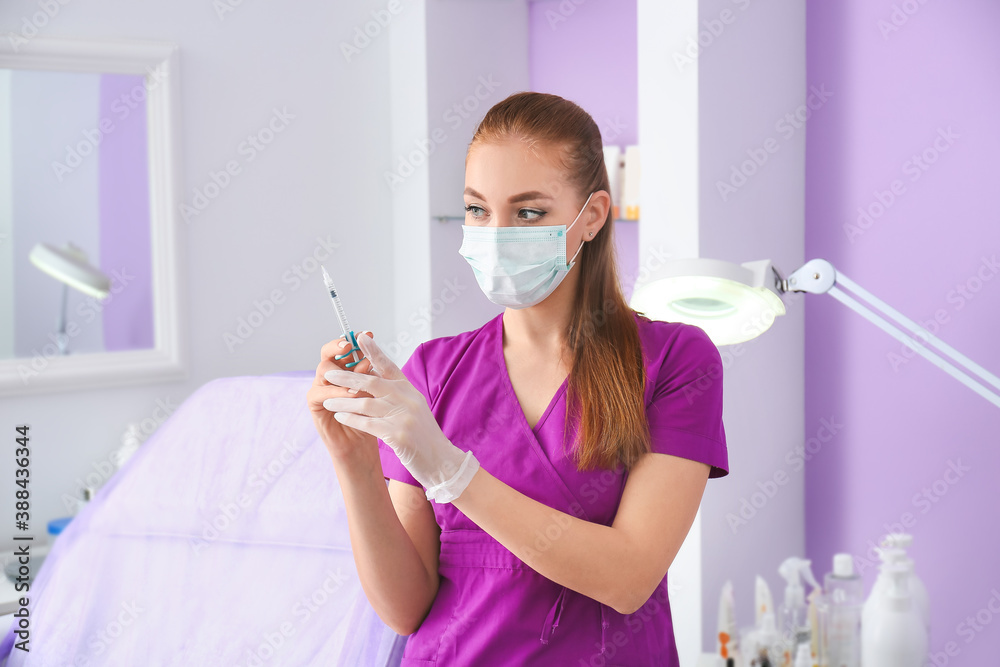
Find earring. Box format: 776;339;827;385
589;232;594;237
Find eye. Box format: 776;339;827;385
464;204;486;219
519;208;546;221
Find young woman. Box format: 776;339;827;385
308;92;729;666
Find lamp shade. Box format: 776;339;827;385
29;242;111;299
629;258;786;345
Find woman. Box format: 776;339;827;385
308;92;729;666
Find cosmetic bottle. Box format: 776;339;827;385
73;486;95;514
778;557;820;664
717;580;741;666
603;145;623;220
113;422;143;469
793;642;811;667
756;575;775;626
823;554;861;667
622;145;640;220
862;533;930;638
809;588;828;667
861;561;927;666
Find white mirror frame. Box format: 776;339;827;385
0;38;185;397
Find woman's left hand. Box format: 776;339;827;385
322;334;480;503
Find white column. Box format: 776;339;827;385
637;1;703;662
637;0;807;659
386;0;432;364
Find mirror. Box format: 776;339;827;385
0;38;184;396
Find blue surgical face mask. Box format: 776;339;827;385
458;191;595;309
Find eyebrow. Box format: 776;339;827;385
463;187;553;204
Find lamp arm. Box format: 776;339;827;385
834;272;1000;393
782;259;1000;410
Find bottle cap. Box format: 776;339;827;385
881;532;913;549
833;553;854;577
48;517;72;535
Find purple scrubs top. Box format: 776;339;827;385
377;311;728;666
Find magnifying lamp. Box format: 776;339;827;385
630;257;1000;409
29;242;111;355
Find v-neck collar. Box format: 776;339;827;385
495;312;569;434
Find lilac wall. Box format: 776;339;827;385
99;73;154;352
528;0;637;147
806;0;1000;660
528;0;639;301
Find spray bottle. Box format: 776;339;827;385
778;557;820;665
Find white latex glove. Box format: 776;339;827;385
322;334;480;504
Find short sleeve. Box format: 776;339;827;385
646;323;729;478
377;344;429;488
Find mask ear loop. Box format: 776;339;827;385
566;191;596;267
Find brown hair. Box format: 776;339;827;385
467;91;651;471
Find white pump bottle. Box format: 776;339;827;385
862;533;930;637
861;561;928;666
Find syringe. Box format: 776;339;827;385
321;265;362;368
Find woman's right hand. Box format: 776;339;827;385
307;331;380;465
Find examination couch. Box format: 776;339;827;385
0;371;406;666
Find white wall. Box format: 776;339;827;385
426;0;530;339
638;0;807;656
0;68;14;357
9;70;104;358
0;0;396;550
